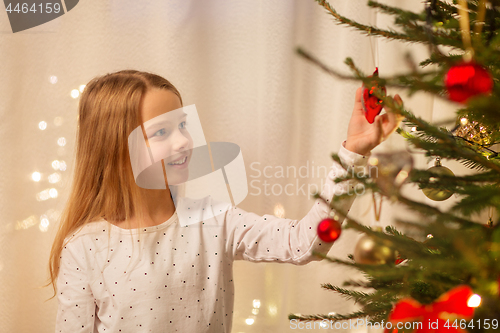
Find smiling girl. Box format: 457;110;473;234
48;70;401;333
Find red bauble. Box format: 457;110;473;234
445;61;493;103
317;218;342;243
362;68;387;124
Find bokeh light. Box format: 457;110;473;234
273;203;285;218
31;172;41;182
48;173;61;183
467;294;481;307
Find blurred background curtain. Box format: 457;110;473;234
1;0;463;332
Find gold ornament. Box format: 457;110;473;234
422;158;455;201
455;118;493;147
354;231;397;265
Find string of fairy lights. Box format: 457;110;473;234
15;76;84;233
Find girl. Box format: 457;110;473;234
48;70;401;332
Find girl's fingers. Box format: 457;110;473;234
394;94;403;106
353;87;365;116
355;86;362;101
374;114;385;142
384;110;399;134
381;94;404;136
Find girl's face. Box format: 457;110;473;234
141;88;193;186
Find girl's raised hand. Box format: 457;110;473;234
344;87;403;156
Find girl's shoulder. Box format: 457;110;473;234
63;218;110;247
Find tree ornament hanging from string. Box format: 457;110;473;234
317;215;342;243
362;20;387;125
445;61;493;103
422;158;455;201
362;68;387;124
444;0;494;104
353;194;397;265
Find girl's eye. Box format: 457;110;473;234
152;128;166;137
179;121;187;129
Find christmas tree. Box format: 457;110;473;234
289;1;500;332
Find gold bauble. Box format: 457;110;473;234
422;159;455;201
353;234;397;265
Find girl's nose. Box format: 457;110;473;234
171;129;190;151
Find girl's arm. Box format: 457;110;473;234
223;87;402;263
55;240;96;332
224;142;368;264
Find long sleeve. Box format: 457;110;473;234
55;239;96;333
224;142;369;264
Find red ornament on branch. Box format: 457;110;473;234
384;285;475;333
317;217;342;243
362;68;387;124
444;61;493;103
395;253;405;265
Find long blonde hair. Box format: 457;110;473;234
47;70;182;298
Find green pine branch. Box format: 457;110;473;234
314;0;464;48
367;0;423;21
321;285;372;304
451;184;500;216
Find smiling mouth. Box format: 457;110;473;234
167;156;188;166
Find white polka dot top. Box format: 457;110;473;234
55;144;368;332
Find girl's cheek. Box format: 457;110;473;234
150;142;171;160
